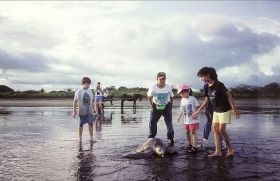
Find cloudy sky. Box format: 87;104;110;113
0;1;280;91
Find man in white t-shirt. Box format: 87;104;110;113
147;72;175;146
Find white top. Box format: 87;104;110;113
147;84;174;105
74;88;94;116
180;96;200;124
95;87;103;97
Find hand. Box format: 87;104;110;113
191;111;199;119
73;110;77;118
232;107;240;119
176;119;182;125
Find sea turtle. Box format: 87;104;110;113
123;138;176;159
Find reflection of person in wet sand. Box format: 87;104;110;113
95;116;103;132
76;142;95;180
192;67;240;158
73;77;96;143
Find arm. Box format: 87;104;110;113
147;87;153;107
191;97;208;119
177;111;183;123
170;96;173;105
147;96;153;106
73;100;78;118
226;91;240;119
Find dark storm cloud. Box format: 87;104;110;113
153;23;280;70
146;21;280;88
0;50;55;72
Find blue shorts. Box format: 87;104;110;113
95;95;103;102
79;114;95;126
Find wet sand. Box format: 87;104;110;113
0;99;280;180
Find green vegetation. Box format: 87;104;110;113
0;82;279;99
230;82;280;98
0;85;14;93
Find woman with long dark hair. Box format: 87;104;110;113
192;67;240;157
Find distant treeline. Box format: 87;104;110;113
229;82;280;98
0;82;279;99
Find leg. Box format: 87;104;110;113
219;124;234;156
88;122;94;142
79;124;83;143
148;106;161;138
121;99;124;109
133;100;136;109
163;103;174;140
186;130;191;146
203;112;212;140
191;130;197;147
94;102;98;116
208;123;222;157
110;97;113;105
98;102;103;115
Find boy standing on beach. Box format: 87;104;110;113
73;77;95;143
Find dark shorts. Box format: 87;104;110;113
79;114;95;126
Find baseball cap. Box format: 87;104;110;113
177;83;191;94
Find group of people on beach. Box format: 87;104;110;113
72;67;240;158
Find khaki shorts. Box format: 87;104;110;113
213;110;232;124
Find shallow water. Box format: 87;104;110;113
0;99;280;181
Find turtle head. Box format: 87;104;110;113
154;145;166;157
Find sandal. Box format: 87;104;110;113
187;147;198;154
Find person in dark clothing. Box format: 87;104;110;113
192;67;240;157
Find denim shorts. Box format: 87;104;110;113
79;114;95;126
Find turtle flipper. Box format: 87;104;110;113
123;149;154;159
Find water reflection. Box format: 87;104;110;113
121;115;142;124
0;108;12;115
207;157;234;180
102;112;113;125
75;142;95;181
1;100;280;180
95;111;113;132
121;107;137;114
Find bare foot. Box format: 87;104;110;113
227;148;235;157
208;152;222;157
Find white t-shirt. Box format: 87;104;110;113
180;96;200;124
74;88;94;116
147;84;174;105
95;87;103;97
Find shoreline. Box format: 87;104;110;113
0;98;279;108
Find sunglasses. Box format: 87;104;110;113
159;77;166;81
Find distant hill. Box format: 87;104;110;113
0;85;14;93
